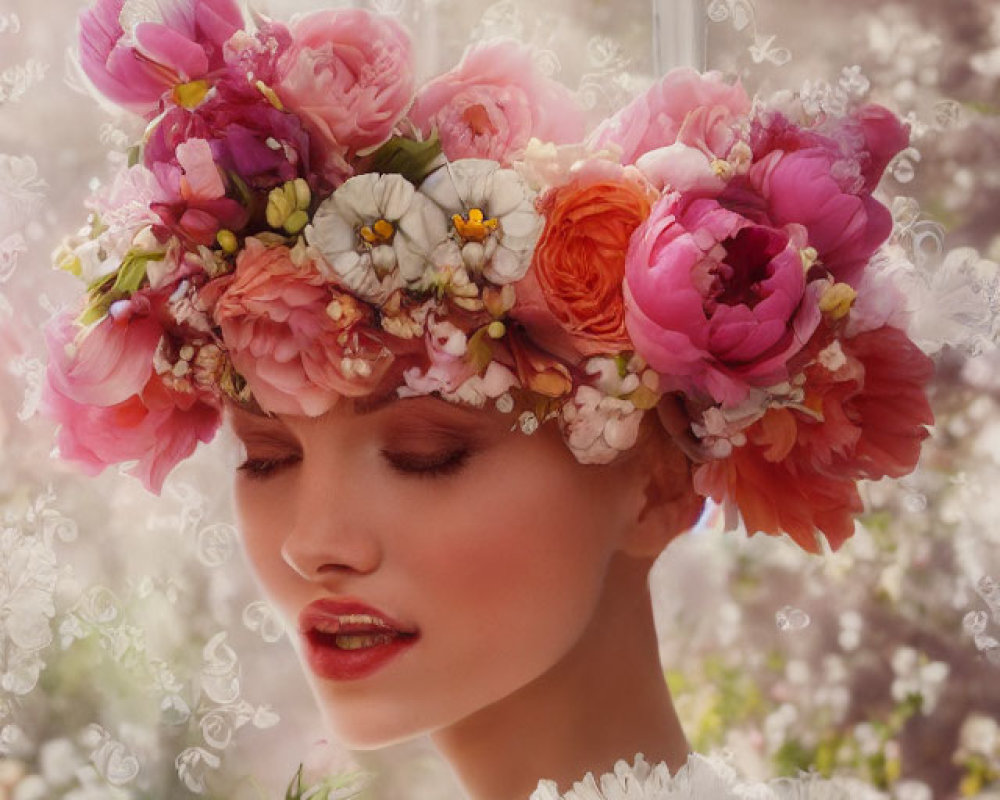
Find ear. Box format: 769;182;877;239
619;426;704;560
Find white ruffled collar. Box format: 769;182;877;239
529;752;889;800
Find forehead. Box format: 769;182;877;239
224;393;502;436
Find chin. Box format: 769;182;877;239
313;687;431;750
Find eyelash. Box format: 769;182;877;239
237;454;301;481
236;449;470;481
381;448;470;478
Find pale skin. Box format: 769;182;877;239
229;395;699;800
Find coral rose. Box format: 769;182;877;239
409;40;586;165
588;67;750;165
625;192;821;407
519;172;653;358
203;239;393;417
274;9;413;182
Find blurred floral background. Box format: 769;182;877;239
1;0;999;798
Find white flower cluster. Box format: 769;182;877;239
530;752;891;800
306;158;540;314
559;357;658;464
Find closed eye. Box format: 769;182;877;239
237;454;301;481
381;448;469;478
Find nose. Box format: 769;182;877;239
280;467;383;582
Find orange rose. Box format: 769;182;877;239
529;174;652;356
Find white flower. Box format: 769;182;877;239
560;385;644;465
306;173;448;303
531;752;893;800
890;646;950;714
421;159;540;285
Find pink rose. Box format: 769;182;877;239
738;105;908;286
275;9;413;183
41;311;220;493
78;0;243;117
624;193;822;407
409;40;586;165
588;67;750;165
203;239;393;416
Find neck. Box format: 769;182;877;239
430;556;690;800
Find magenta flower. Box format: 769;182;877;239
145;74;316;194
588;67;750;165
409;40;586;165
78;0;243;117
274;9;413;185
624;193;822;407
41;309;221;493
736;104;909;286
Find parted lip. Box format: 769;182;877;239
298;597;419;637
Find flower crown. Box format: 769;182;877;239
43;0;934;553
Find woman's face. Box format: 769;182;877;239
229;395;649;748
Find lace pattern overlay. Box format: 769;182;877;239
0;0;998;798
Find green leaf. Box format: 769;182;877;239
368;132;445;185
284;764;305;800
113;251;159;295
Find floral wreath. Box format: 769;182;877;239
43;0;934;554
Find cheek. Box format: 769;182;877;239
233;481;295;604
392;455;622;708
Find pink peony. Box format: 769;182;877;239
409;40;586;165
274;9;413;184
78;0;243;117
624;193;822;407
588;67;750;165
41;310;220;493
202;239;393;417
734;105;909;286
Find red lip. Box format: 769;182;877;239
298;598;419;682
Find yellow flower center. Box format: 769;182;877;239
359;218;396;246
452;208;499;243
819;282;857;320
172;80;210;109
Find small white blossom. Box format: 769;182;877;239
560;385;643;464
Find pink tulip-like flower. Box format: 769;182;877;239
44;307;162;408
738;104;909;286
274;9;413;184
409;40;586;165
78;0;244;117
41;309;220;493
588;67;750;165
202;239;393;417
624;193;822;407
